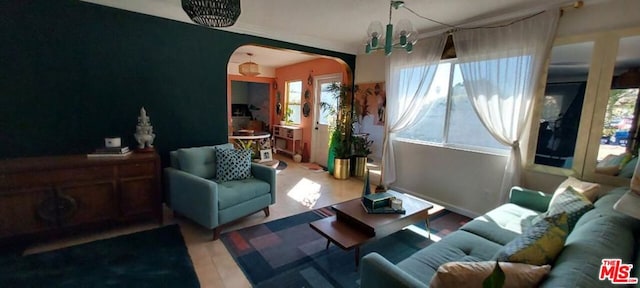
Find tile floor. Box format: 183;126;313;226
23;154;380;287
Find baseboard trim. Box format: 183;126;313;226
389;186;481;219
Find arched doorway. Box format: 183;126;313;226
227;45;350;165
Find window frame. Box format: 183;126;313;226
525;27;640;187
285;80;303;125
394;59;510;156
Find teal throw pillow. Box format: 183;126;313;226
534;186;593;232
215;148;252;182
496;212;569;266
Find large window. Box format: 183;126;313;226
396;61;508;153
285;80;302;124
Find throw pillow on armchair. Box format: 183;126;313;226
215;148;253;182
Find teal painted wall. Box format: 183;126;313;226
0;1;355;162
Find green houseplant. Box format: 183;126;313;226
322;82;355;179
284;107;294;125
351;84;374;177
352;134;373;177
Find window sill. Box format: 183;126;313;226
394;138;510;157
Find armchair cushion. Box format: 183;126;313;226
175;144;233;179
215;148;253;182
218;178;271;210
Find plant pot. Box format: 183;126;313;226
333;158;350;180
352;156;367;177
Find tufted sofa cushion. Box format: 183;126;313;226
460;203;540;245
396;230;503;284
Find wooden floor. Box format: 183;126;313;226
22;154;376;287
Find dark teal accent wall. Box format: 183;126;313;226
0;1;355;163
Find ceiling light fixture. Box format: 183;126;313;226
182;0;241;28
239;53;260;76
365;1;417;56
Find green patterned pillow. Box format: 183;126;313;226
215;148;252;182
496;212;568;266
534;186;594;231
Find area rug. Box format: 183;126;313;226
276;160;288;171
221;206;468;288
0;225;199;287
301;162;325;172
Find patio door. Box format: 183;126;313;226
312;73;342;167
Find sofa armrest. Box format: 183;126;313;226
508;186;552;213
251;163;276;204
360;253;428;288
164;167;219;228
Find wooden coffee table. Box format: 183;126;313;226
309;190;435;267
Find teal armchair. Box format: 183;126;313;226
164;143;276;240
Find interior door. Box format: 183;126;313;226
312;74;342;167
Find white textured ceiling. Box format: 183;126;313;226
81;0;583;55
82;0;625;74
229;46;320;69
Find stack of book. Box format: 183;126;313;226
361;192;406;214
87;146;132;158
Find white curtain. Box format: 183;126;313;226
382;34;446;186
452;10;560;202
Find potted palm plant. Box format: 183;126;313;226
351;85;374;177
322;83;355;180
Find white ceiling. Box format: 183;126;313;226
229;46;320;69
81;0;584;56
82;0;628;75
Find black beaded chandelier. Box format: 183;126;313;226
182;0;241;28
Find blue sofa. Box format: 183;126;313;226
164;143;276;240
361;187;640;287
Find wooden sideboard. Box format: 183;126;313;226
0;153;162;244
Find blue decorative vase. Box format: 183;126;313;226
362;169;371;196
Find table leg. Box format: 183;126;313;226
426;216;431;240
325;239;330;250
355;247;360;268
